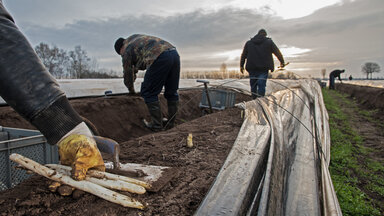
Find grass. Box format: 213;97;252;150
322;88;383;216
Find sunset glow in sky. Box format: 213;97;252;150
4;0;383;78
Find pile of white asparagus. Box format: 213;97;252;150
10;153;148;209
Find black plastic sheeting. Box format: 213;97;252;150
195;79;341;216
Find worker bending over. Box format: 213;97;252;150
329;69;345;89
114;34;180;131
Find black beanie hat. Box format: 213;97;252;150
114;37;125;54
258;29;267;36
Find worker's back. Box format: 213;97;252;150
244;35;275;71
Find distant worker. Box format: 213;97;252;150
114;34;180;131
240;29;285;99
349;75;353;80
329;69;345;89
0;2;105;181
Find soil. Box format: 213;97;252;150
1;83;382;215
0;88;252;215
336;83;384;113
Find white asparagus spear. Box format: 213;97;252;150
47;163;151;189
9;153;145;210
88;170;152;189
46;164;146;194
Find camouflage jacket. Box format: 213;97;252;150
121;34;175;93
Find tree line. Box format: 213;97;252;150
34;43;119;79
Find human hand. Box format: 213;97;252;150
57;134;105;181
279;62;289;69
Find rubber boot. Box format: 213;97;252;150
143;101;163;131
165;100;179;129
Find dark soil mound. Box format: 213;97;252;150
336;83;384;112
0;88;252;215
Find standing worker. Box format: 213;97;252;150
0;2;105;181
240;29;285;99
114;34;180;131
329;69;345;89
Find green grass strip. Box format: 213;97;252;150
322;89;382;216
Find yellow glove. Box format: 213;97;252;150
57;134;105;181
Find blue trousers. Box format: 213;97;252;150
141;49;180;104
249;71;268;98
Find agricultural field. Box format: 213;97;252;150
0;88;253;215
0;80;383;215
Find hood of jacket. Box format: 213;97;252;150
251;34;267;45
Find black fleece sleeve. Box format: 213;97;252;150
271;41;285;65
240;42;248;68
0;3;82;145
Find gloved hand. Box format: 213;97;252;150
57;134;105;181
240;67;244;74
48;122;105;196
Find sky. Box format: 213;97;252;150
3;0;384;78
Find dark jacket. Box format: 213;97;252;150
329;70;344;81
0;2;83;144
240;34;284;72
121;34;174;92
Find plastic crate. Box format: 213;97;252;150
0;126;58;191
199;89;236;110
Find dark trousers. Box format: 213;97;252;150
140;49;180;103
329;75;335;89
249;71;268;98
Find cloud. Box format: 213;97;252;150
8;0;384;78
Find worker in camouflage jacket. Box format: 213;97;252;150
114;34;180;131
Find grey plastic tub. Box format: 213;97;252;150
199;89;236;110
0;126;58;191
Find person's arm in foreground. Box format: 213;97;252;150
0;3;104;181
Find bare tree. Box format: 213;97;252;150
321;69;326;79
35;43;68;78
362;62;381;79
68;46;91;78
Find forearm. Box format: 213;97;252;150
240;56;246;68
272;43;285;64
240;46;247;68
123;66;136;92
0;5;82;144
